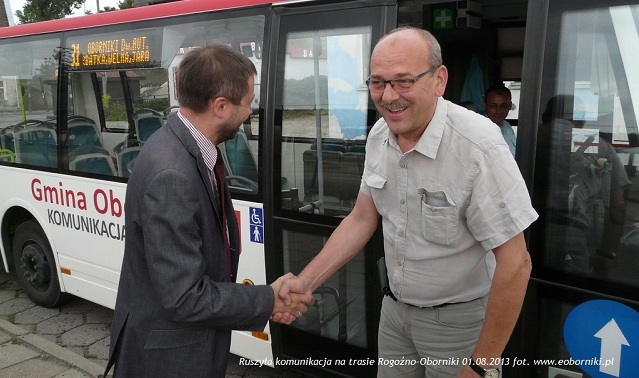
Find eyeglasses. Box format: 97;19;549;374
366;65;440;93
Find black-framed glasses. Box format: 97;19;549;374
366;65;440;93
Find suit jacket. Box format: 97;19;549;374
107;114;274;377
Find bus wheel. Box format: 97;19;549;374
12;220;70;308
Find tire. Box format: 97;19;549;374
12;220;70;307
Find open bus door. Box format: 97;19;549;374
521;1;639;377
264;1;393;376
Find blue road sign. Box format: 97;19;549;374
249;207;263;244
564;300;639;377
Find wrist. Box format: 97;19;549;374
468;357;500;378
296;272;312;293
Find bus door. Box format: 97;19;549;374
395;0;527;137
265;1;392;376
520;0;639;377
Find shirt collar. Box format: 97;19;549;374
417;97;446;159
177;111;219;172
386;97;446;159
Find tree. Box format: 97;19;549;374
100;0;133;12
118;0;134;9
15;0;84;24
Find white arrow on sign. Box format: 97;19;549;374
594;318;629;377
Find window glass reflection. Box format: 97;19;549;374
280;27;371;216
282;229;367;348
535;5;639;287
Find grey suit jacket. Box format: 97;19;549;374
107;114;274;377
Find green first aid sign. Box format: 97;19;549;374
433;8;454;30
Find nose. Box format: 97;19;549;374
380;83;400;102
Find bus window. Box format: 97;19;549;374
0;38;59;167
280;27;371;216
534;4;639;288
64;72;115;176
165;16;265;195
62;15;265;181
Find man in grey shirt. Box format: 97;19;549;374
276;27;537;377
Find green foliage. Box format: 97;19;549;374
101;94;111;109
103;102;127;121
103;98;169;122
16;0;84;24
283;75;328;108
118;0;134;9
101;0;134;13
17;0;133;20
142;98;169;111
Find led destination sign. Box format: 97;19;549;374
67;31;160;70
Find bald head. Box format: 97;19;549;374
374;27;443;69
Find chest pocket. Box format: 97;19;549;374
419;187;459;246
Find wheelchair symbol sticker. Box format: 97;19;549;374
249;207;263;244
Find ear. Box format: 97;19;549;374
434;65;448;97
210;96;228;118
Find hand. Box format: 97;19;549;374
269;273;313;324
278;273;311;306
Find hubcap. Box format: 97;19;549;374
19;243;51;291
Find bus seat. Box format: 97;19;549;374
0;127;15;152
70;151;117;176
310;141;347;153
163;106;180;117
340;152;365;202
347;143;366;153
13;119;56;129
303;149;343;201
14;127;58;168
117;146;142;177
133;109;165;142
221;129;288;193
113;138;144;155
223;130;258;184
67;116;102;149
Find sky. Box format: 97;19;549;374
6;0;121;25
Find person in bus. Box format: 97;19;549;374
483;83;517;157
535;94;629;274
105;45;312;378
274;27;538;377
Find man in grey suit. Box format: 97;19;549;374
106;45;312;377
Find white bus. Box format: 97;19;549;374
2;0;639;376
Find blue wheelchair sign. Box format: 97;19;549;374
249;207;263;244
564;299;639;377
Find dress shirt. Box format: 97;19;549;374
360;97;538;307
177;111;221;185
500;120;517;157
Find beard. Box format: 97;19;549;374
218;121;242;143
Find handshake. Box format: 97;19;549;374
269;273;313;325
